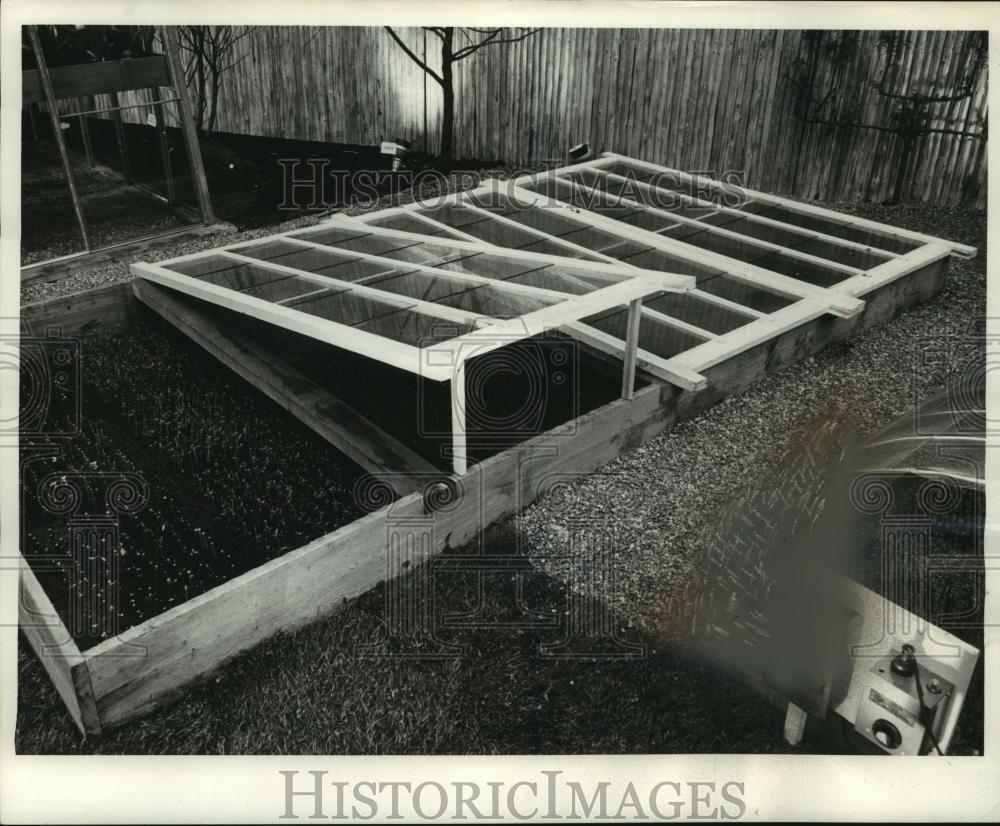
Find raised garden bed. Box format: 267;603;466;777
20;318;370;648
18;154;976;740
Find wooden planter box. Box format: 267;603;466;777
19;246;952;736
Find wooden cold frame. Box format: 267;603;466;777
345;200;868;376
310;216;723;391
495;180;867;314
350;182;864;316
19;152;976;738
233;220;714;392
20;239;958;737
134;237;696;475
345;154;967;383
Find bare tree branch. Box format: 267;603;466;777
452;28;539;61
388;25;537;164
384;26;443;84
452;28;503;59
922;126;988;139
793;114;901;135
786;30;986;203
302;27;325;50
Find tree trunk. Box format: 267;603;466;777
890;134;915;205
439;28;455;169
194;44;207;133
208;67;221;134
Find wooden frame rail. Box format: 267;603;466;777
135;237;695;474
598;153;978;259
311;217;713;393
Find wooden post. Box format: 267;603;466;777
621;298;642;400
108;91;133;182
27;102;40;141
160;26;215;223
27;26;91;250
149;87;176;205
451;360;468;476
80;95;95;166
19;558;102;737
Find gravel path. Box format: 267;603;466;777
518;203;987;629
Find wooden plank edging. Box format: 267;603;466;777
19;559;101;736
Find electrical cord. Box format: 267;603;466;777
912;656;945;757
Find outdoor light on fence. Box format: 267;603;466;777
381;139;410;170
568;142;592;162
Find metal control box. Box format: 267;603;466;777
854;649;955;755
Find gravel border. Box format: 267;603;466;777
518;203;986;630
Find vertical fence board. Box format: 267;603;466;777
159;26;985;207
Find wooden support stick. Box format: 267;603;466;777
621;298;642;400
28;101;40;141
451;360;468;476
108;91;133;182
149;87;177;206
80;95;95;166
161;26;215;223
27;26;91;251
783;702;808;746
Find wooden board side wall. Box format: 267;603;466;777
21;282;137;339
19;560;101;735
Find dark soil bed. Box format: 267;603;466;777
20;315;370;649
20;300;630;648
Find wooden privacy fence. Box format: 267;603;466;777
109;27;986;208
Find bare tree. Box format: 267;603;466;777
384;27;540;167
178;26;255;134
787;30;987;204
